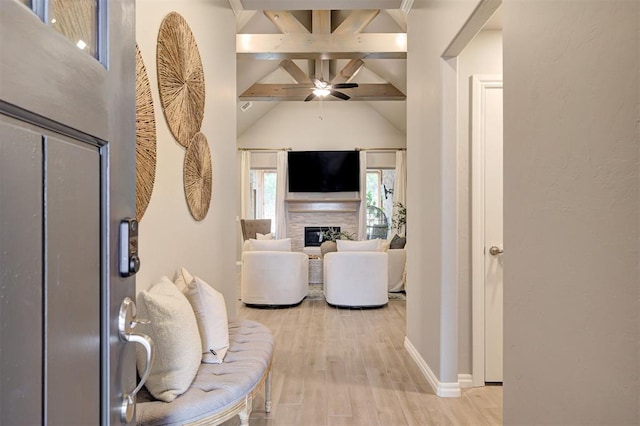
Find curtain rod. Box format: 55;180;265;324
355;147;406;151
238;147;406;152
238;147;292;151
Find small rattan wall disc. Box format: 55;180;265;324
135;43;157;221
184;132;212;221
157;12;205;147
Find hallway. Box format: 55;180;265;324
223;298;502;425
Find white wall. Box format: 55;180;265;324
238;101;405;150
456;30;502;376
406;0;483;387
135;0;239;318
503;1;639;423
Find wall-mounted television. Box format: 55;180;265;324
288;150;360;192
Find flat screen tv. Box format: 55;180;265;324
288;150;360;192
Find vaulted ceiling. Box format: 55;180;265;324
234;1;411;136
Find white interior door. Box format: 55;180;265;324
483;84;503;383
471;75;503;386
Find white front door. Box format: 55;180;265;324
471;75;503;386
0;1;137;424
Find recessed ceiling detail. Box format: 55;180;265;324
238;9;406;102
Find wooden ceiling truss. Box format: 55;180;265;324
238;9;406;102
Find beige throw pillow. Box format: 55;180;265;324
183;276;230;364
173;267;194;293
249;238;292;251
336;239;381;252
135;276;202;402
256;232;274;240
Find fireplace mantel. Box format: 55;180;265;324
286;198;360;213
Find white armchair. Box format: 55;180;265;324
241;250;309;307
323;251;388;308
387;248;406;292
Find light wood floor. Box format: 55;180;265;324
222;298;502;426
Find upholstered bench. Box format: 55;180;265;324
136;320;274;426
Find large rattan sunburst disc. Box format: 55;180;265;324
157;12;205;147
184;132;212;221
135;43;157;221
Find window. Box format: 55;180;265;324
366;169;396;240
250;169;276;233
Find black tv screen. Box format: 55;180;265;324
288;151;360;192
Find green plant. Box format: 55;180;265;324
321;227;355;242
391;202;406;237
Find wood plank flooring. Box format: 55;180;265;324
222;298;502;426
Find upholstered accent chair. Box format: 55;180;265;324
240;219;272;241
240;238;309;307
324;250;388;308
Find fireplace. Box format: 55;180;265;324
304;226;340;247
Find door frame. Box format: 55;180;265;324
471;75;503;387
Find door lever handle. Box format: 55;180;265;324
118;297;155;423
489;246;504;256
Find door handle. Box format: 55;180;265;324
118;297;155;423
489;246;504;256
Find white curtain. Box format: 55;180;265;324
391;150;407;237
358;150;367;240
240;151;252;219
276;151;288;238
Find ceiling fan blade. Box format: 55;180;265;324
330;90;350;101
304;93;316;102
332;83;359;89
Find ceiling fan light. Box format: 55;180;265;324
313;88;330;97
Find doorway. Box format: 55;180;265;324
440;0;503;389
471;75;504;385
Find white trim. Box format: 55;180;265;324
404;337;461;398
442;0;502;58
471;75;503;388
228;0;243;16
400;0;414;15
458;374;473;388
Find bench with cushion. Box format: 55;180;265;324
134;272;273;426
136;319;273;425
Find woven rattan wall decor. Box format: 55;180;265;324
135;43;157;221
184;132;212;221
156;12;205;148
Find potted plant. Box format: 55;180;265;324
320;227;355;257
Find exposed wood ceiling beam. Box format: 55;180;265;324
331;59;365;84
279;59;312;84
237;33;407;59
312;10;331;81
239;83;406;101
333;9;380;34
263;10;309;33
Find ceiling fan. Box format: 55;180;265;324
304;79;359;102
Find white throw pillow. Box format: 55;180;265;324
249;238;292;252
183;276;229;364
135;276;202;402
173;267;194;293
256;232;274;240
337;239;381;252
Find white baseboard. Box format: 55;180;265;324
458;373;473;388
404;336;461;398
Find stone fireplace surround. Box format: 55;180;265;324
286;198;360;253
